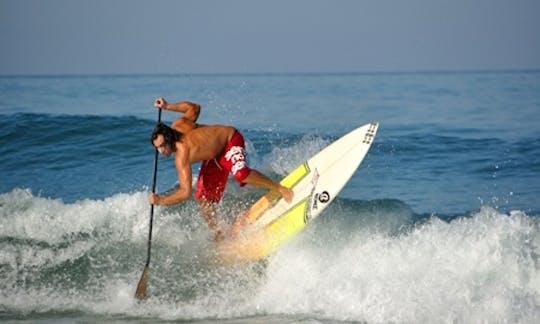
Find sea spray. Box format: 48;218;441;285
1;192;539;321
254;206;540;323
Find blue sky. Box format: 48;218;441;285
1;0;539;75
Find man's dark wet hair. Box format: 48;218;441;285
150;123;182;147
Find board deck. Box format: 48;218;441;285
217;122;379;262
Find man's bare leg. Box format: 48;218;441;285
197;199;225;240
243;170;294;203
230;170;294;236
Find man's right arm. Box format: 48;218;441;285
154;97;201;123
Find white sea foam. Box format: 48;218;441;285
1;189;539;322
255;206;540;323
267;135;330;175
0;189;149;240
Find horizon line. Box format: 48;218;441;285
1;67;539;78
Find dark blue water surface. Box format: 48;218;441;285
1;72;539;323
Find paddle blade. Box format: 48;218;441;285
135;266;149;300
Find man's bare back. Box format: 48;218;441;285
181;125;236;162
156;98;237;162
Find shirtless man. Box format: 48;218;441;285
148;98;293;238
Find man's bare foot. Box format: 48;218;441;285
279;186;294;203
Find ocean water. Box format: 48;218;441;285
1;71;539;323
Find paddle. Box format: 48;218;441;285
135;107;162;300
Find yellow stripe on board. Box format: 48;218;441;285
217;198;310;263
280;162;310;188
232;162;311;228
262;197;310;253
218;164;313;262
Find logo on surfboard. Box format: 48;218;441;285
307;168;330;223
317;191;330;203
362;122;378;144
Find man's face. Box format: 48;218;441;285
153;134;172;157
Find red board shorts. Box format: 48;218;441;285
195;130;252;203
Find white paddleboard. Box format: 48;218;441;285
217;122;379;262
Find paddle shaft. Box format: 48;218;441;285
145;108;162;266
135;108;163;300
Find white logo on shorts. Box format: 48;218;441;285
225;146;247;175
